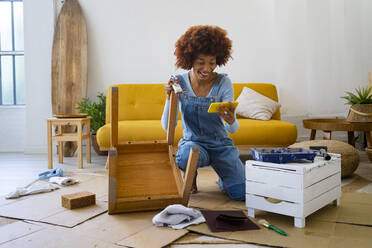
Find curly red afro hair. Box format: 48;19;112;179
174;25;232;70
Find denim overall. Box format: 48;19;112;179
175;74;246;201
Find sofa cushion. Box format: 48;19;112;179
97;83;296;150
97;120;184;148
230;119;297;146
97;119;297;149
105;84;181;121
233;83;280;120
236;87;281;120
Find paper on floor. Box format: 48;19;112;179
5;181;59;199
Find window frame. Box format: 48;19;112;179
0;0;24;105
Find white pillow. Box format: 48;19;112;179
235;87;281;121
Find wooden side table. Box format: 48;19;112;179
47;117;91;169
303;118;372;147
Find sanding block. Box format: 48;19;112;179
61;191;96;209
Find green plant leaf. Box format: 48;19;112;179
76;92;106;134
341;86;372;105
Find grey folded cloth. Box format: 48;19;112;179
152;204;205;229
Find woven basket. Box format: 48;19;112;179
365;147;372;163
346;104;372;122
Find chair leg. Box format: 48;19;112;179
78;124;83;169
58;142;63;164
58;125;63;164
47;121;53;169
182;146;200;204
86;122;91;163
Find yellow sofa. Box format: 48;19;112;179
96;83;297;149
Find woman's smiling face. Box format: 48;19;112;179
192;54;217;81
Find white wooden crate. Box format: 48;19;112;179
245;154;341;228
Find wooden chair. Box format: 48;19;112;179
108;87;199;214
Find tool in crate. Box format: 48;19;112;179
251;147;317;163
309;146;331;160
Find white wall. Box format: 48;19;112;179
15;0;372;153
23;0;54;153
0;106;25;152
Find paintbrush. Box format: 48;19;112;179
258;219;287;236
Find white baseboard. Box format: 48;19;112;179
24;145;48;155
0;147;24;153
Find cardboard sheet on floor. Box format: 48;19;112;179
0;221;45;245
0;174;108;227
189;169;233;210
0;226;122;248
0;217;17;227
70;210;188;248
188;212;372;248
173;232;244;244
0;171;107;207
341;175;371;193
187;168;372;247
311;192;372;226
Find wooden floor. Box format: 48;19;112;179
0;150;371;247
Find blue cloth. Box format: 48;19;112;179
161;72;245;201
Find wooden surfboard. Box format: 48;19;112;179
52;0;88;156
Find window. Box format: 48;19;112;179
0;0;24;105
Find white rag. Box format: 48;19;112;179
152;204;205;229
5;181;60;199
49;176;79;186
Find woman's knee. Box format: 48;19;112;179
176;143;209;171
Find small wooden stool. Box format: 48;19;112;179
47;117;91;169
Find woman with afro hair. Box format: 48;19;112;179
161;25;245;201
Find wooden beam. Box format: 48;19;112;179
167;91;178;145
108;149;117;214
182;146;200;204
169;145;184;196
110;87;118;148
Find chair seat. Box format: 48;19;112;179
97;119;297;149
97;120;184;148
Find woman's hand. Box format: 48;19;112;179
164;77;179;100
217;102;236;125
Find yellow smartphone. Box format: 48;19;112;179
207;101;239;113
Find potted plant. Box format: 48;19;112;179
341;86;372;123
341;86;372;163
77;92;108;155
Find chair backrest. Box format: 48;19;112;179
106;84;168;123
